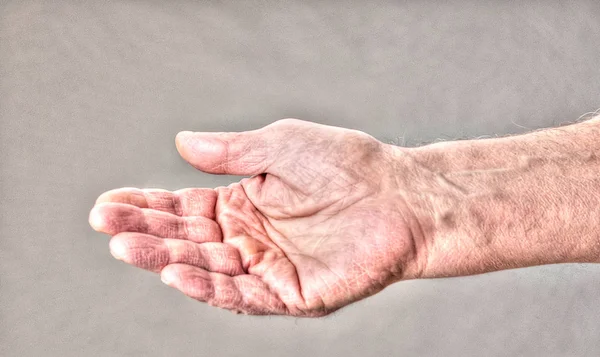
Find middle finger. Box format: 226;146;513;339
89;202;222;243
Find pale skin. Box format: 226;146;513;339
89;115;600;317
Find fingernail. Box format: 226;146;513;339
161;270;177;286
177;132;222;155
176;131;193;141
175;131;193;150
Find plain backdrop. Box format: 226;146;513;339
2;1;600;356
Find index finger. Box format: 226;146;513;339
95;187;217;218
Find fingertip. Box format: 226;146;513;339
108;237;127;260
175;131;193;149
176;131;193;139
89;205;106;232
95;191;111;205
161;266;179;286
95;187;143;205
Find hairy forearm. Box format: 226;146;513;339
392;115;600;279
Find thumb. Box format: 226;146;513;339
175;129;275;176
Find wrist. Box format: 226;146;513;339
383;142;487;279
385;117;600;279
386;141;504;279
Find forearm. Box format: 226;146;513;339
393;115;600;279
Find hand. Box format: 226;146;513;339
89;119;424;316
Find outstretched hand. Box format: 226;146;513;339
89;119;424;316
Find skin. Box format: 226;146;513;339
89;115;600;317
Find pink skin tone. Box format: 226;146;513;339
89;119;422;317
90;116;600;316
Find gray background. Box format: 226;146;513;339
1;1;600;356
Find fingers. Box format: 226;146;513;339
160;264;289;315
109;233;244;276
89;202;222;243
95;187;217;218
175;126;276;176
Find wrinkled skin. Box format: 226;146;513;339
89;119;423;317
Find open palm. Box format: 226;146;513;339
90;119;422;316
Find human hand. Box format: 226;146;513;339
89;119;426;316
